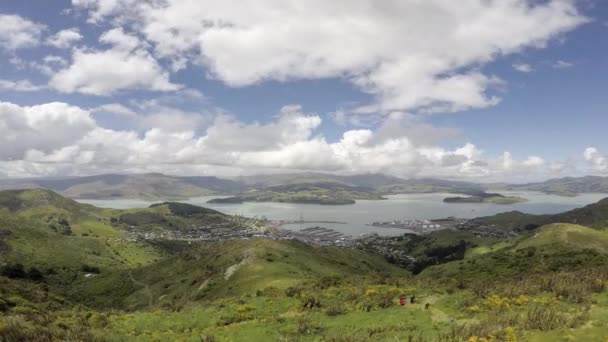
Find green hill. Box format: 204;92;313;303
489;175;608;195
0;189;254;281
466;197;608;233
517;223;608;252
3;189;608;341
209;182;385;205
422;223;608;279
72;238;407;310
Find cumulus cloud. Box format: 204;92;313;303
0;102;96;160
72;0;587;114
46;28;83;48
0;14;45;50
0;100;558;180
522;156;545;167
49;28;181;95
513;63;534;73
584;147;607;172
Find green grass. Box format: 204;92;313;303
73;220;124;237
3;189;608;341
483;196;528;204
421;223;608;280
517;223;608;253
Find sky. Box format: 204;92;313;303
0;0;607;182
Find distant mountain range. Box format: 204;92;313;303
486;175;608;196
0;172;607;201
0;173;244;201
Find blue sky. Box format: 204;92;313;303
0;0;606;180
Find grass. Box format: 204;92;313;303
421;223;608;280
2;189;608;341
516;223;608;253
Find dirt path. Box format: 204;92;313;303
423;295;474;326
224;248;255;280
128;271;153;306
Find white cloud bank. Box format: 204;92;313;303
71;0;587;113
0;100;580;180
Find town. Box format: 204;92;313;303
369;217;467;234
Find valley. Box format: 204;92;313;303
1;188;608;341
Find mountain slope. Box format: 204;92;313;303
75;238;408;309
489;175;608;195
0;173;244;200
422;223;608;279
466;197;608;233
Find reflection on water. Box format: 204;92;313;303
77;192;608;236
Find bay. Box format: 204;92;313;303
76;191;608;237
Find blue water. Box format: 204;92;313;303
77;191;608;236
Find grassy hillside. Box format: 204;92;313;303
489;175;608;195
70;239;407;310
422;223;608;280
0;189;254;289
209;182;385;205
466;197;608;233
3;190;608;341
443;193;528;204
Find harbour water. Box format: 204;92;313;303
77;191;608;236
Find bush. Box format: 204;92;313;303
81;265;100;274
0;264;27;279
27;267;44;282
325;303;346;316
285;285;303;298
301;295;322;310
295;319;324;336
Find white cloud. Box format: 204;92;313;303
0;79;45;92
0;14;45;50
522;156;545;167
0;102;96;160
0;100;558;180
47;28;83;48
553;60;574;69
49;28;181;95
513;63;534;73
29;55;68;76
73;0;587;114
584;147;607;172
90;103;137;117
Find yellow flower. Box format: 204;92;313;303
365;288;378;296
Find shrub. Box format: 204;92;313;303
295;319;324;336
81;265;100;274
301;295;322;310
325;303;346;316
285;286;303;297
27;267;44;282
0;264;27;279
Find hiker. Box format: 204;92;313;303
410;294;416;304
425;303;430;310
399;296;406;305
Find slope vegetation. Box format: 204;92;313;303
422;223;608;279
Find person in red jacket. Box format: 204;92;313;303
399;296;406;305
